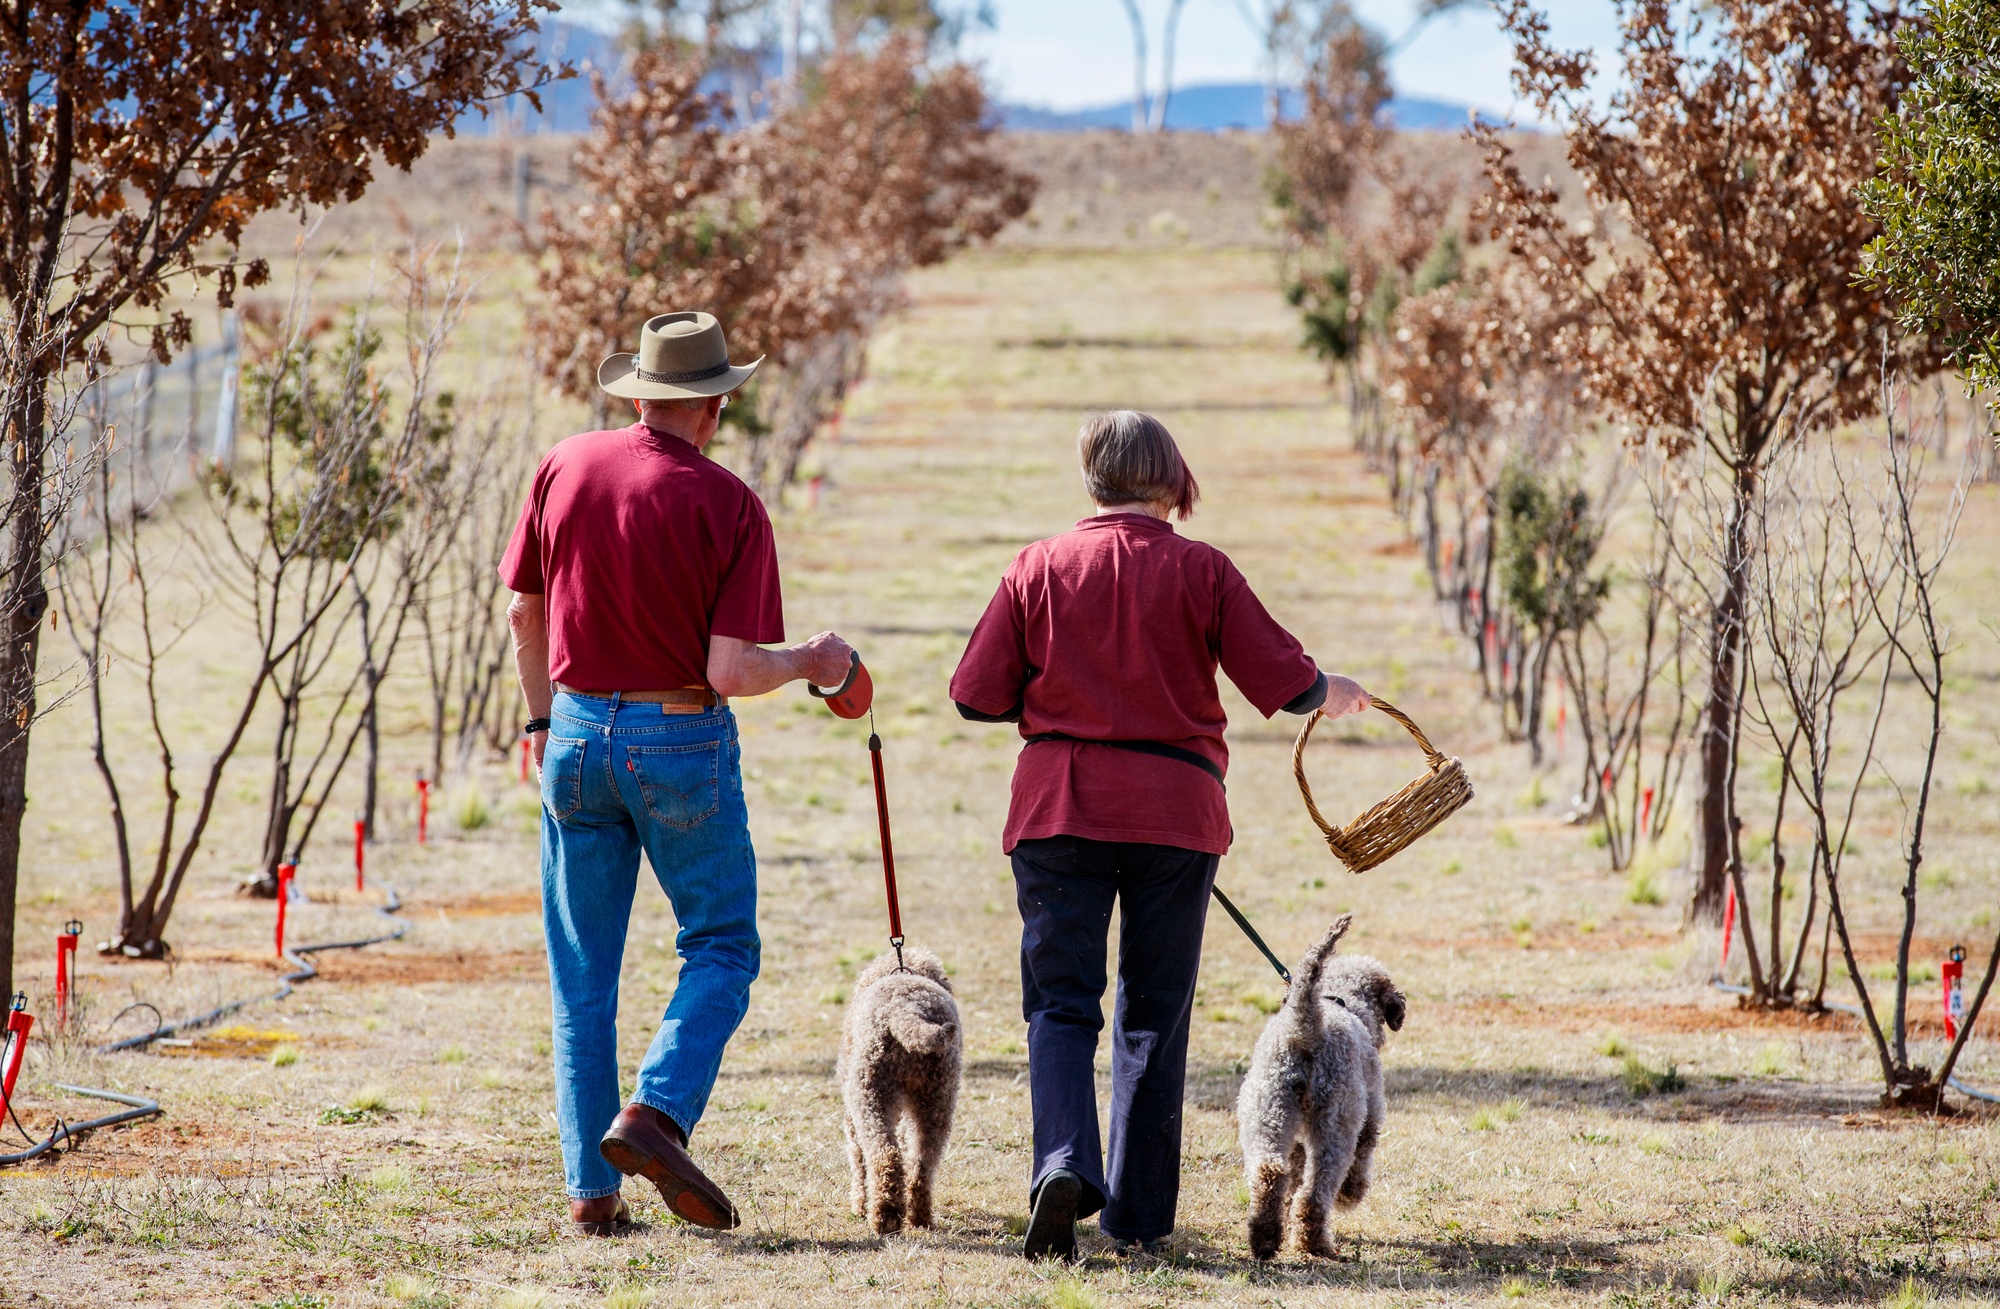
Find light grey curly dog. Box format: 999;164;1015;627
838;945;962;1234
1235;913;1405;1260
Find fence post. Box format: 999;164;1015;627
275;862;296;957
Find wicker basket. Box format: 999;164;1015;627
1292;695;1473;873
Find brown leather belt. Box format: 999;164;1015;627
554;683;725;712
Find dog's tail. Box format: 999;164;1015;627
1288;913;1352;1011
883;978;961;1056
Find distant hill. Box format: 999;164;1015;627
1001;82;1497;133
492;31;1499;137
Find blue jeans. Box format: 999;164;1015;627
539;692;760;1199
1012;835;1218;1242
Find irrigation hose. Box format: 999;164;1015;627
1709;978;2000;1105
0;886;407;1168
99;886;407;1053
0;1084;161;1166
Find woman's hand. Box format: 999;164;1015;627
1323;674;1371;719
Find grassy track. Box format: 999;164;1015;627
5;236;2000;1308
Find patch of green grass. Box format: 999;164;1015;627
603;1284;655;1309
1005;1213;1030;1237
450;783;490;831
1498;1099;1524;1123
255;1297;328;1309
1622;1056;1684;1096
477;1069;507;1090
1509;915;1533;936
1751;1043;1788;1077
1501;1278;1530;1299
349;1085;391;1112
1244;989;1282;1015
496;1291;550;1309
268;1043;300;1067
1441;857;1463;875
1470;1107;1497;1132
1724;1218;1765;1246
1638;1133;1670;1155
1494;825;1518;849
1597;1033;1630;1058
1588;825;1611;849
1518;776;1547;810
1882;1277;1932;1309
385;1275;446;1305
1051;1282;1102;1309
368;1164;411;1193
819;987;847;1005
1625;867;1666;906
1697;1269;1736;1303
437;1043;468;1064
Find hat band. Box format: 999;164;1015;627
636;360;731;385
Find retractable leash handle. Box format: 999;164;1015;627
808;650;874;720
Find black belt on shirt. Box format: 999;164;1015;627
1023;732;1225;790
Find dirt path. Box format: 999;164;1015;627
6;243;2000;1307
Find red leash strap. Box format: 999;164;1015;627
867;726;906;967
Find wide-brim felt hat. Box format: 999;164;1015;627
597;311;762;400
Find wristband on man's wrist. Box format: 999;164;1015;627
523;717;551;736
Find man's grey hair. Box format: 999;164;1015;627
1077;409;1200;519
639;396;714;415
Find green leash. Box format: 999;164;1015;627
1210;885;1292;984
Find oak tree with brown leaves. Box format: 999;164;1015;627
1474;0;1940;926
531;35;1032;497
0;0;558;1002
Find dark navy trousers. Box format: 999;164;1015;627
1012;835;1218;1242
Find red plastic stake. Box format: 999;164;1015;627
1720;881;1738;973
416;777;430;844
54;919;79;1028
275;862;296;957
519;738;530;783
1640;786;1655;833
2;994;31;1113
354;820;366;892
1945;944;1967;1041
1555;699;1567;755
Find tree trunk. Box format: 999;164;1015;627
0;373;49;1006
1691;461;1756;925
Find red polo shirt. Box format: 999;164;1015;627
950;514;1320;855
498;422;784;691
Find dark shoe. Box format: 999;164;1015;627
599;1104;739;1230
568;1194;631;1237
1023;1169;1081;1262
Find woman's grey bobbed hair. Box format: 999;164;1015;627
1077;409;1200;519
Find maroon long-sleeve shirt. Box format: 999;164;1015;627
950;513;1320;855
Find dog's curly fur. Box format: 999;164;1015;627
837;945;962;1234
1235;913;1405;1260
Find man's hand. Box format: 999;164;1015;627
1323;673;1371;719
709;631;859;699
799;630;857;689
531;728;548;768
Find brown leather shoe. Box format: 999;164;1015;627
568;1194;631;1237
599;1104;739;1230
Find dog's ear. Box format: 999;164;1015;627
1379;981;1406;1032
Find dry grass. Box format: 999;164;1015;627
3;156;2000;1307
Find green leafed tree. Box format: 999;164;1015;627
1862;0;2000;402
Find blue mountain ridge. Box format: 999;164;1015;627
483;24;1496;135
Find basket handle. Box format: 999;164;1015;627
1291;694;1448;839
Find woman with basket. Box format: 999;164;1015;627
950;410;1371;1260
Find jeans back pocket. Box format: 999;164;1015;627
624;740;721;829
542;734;589;823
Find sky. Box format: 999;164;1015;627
964;0;1624;115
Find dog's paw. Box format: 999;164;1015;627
1247;1220;1282;1262
869;1205;904;1236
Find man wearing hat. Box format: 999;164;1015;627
503;312;857;1235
